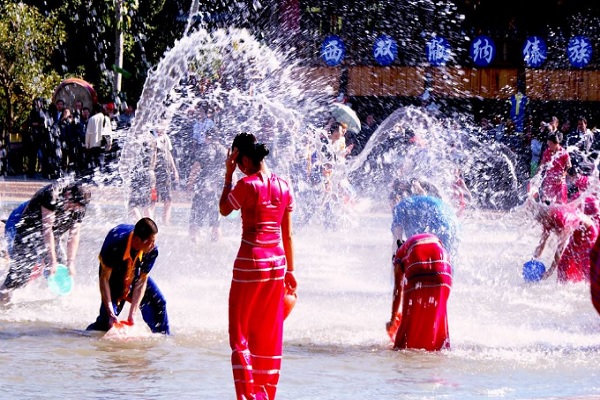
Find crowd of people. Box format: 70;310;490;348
0;131;295;399
4;91;600;399
11;98;135;180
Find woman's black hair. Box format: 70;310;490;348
232;132;270;166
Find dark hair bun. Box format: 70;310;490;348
256;143;270;158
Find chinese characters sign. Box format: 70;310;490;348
318;33;595;69
426;37;451;66
373;35;398;66
568;36;592;68
522;36;547;68
321;35;345;66
470;35;496;67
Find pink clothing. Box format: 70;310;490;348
539;147;570;203
569;175;589;201
227;172;293;400
537;203;580;234
557;221;598;283
392;233;452;351
228;173;294;247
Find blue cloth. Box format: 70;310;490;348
391;195;459;255
510;93;528;133
4;201;29;257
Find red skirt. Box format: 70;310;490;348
394;283;451;351
229;241;287;400
393;234;452;351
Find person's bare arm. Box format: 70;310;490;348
219;149;238;216
533;228;551;259
65;222;82;276
99;262;118;327
392;225;404;254
168;147;179;182
282;210;296;294
127;272;149;324
386;261;404;336
542;231;570;280
41;206;58;274
187;161;201;191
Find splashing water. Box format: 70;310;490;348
347;106;522;210
4;4;600;399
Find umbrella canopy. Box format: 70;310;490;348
52;78;98;111
330;102;361;133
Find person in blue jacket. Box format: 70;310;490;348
86;217;169;334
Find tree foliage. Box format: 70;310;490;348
0;2;65;137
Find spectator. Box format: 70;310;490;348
187;128;227;242
118;105;136;129
537;132;571;204
85;104;112;177
58;108;77;173
85;104;105;175
127;132;157;221
74;107;90;175
530;129;544;177
0;141;6;176
568;116;595;168
24;98;50;177
357;113;377;154
151;124;179;225
191;105;215;151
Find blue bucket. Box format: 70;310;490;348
47;264;73;295
522;260;546;282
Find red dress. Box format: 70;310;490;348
538;203;579;234
392;233;452;351
539;147;570;203
227;172;293;400
557;221;598;282
590;235;600;315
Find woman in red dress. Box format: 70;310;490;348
543;196;600;283
219;132;296;400
538;132;571;204
386;233;452;351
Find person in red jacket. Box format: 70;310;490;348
386;232;452;351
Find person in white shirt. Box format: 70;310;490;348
85;104;112;175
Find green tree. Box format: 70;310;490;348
0;2;65;139
28;0;190;105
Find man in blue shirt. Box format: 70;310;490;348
86;218;169;334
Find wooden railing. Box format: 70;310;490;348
293;66;600;101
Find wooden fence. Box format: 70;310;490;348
294;66;600;101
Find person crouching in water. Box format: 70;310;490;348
386;233;452;351
0;181;91;304
219;132;296;400
86;217;169;334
